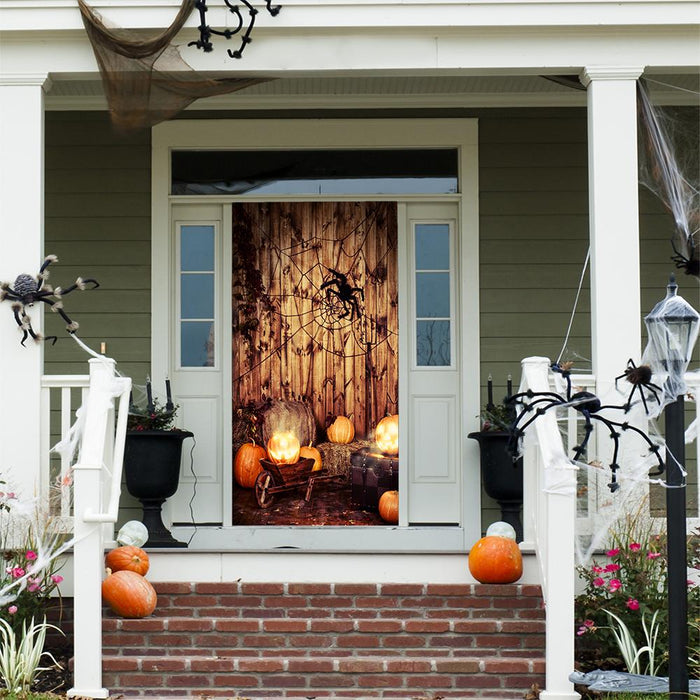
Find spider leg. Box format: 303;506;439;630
37;255;59;290
600;415;665;477
54;278;99;296
39;298;79;333
507;399;561;456
350;297;362;320
0;284;19;301
320;279;336;291
350;286;365;301
572;411;594;461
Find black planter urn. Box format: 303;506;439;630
468;430;523;542
123;430;194;548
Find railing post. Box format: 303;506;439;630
520;357;580;700
67;358;115;699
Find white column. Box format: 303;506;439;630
0;74;51;501
580;66;644;395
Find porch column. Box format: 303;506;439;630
580;66;644;394
0;74;50;500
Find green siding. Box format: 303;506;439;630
44;108;698;535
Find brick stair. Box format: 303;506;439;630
102;582;546;698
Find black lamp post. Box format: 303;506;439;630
644;274;699;699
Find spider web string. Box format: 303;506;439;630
234;203;398;375
555;247;590;366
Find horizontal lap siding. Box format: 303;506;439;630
44;112;151;522
43;108;697;529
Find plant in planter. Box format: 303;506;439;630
468;378;523;542
123;380;192;548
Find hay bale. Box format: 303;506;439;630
317;439;372;478
261;400;317;446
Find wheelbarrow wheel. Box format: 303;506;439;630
255;470;276;508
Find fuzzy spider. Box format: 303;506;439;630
0;255;99;346
506;363;665;492
320;267;364;321
615;359;662;414
671;237;700;277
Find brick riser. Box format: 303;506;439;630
102;582;545;698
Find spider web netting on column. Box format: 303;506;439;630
78;0;269;131
637;78;700;278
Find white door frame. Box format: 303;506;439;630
152;118;481;550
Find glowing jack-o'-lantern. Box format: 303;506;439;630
375;414;399;456
267;431;301;465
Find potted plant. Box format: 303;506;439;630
468;397;523;542
123;381;193;548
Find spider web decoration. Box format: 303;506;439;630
232;201;398;437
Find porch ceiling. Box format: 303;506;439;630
46;72;699;109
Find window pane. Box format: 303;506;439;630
415;224;450;270
181;274;214;318
182;226;215;271
181;321;215;367
416;272;450;318
416;320;451;366
172;149;458;195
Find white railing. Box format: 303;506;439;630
42;359;131;699
519;357;580;700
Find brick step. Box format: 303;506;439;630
102;653;545;698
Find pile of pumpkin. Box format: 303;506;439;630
233;415;359;488
102;544;157;618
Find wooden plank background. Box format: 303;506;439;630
231;201;399;439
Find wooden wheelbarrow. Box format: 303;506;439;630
254;458;339;508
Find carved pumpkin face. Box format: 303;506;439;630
375;414;399;456
267;431;301;464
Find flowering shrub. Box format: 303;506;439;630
0;544;64;635
0;481;68;637
575;517;700;678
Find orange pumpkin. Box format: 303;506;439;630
468;536;523;584
299;444;322;471
234;440;267;488
327;416;355;444
375;414;399;456
105;545;150;576
378;490;399;524
102;569;157;618
266;431;301;464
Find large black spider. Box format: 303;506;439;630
506;363;665;492
671;236;700;277
0;255;99;346
615;359;662;414
320;267;365;321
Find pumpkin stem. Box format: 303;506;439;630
105;567;112;576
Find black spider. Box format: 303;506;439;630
506;363;665;492
0;255;99;346
320;267;364;321
671;237;700;277
615;359;662;414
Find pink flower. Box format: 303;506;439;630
647;552;662;559
7;606;17;615
576;620;597;636
593;577;605;587
606;548;620;557
626;598;640;610
25;551;37;561
27;578;40;593
10;567;24;579
608;578;622;592
629;542;641;552
50;574;63;584
604;563;621;572
592;566;604;573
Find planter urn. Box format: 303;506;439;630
123;429;194;548
468;430;523;542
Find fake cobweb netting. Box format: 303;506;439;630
524;81;700;565
78;0;269;131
